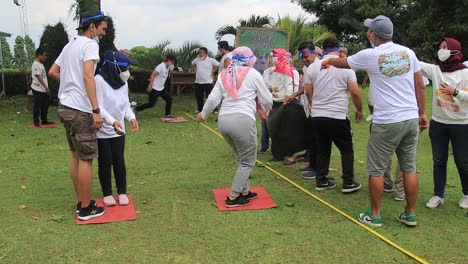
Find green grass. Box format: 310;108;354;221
0;88;466;263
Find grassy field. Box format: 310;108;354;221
0;88;466;264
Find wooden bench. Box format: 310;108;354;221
170;72;196;96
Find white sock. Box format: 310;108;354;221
119;194;129;206
103;195;117;206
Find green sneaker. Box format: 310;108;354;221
397;212;417;227
358;210;383;227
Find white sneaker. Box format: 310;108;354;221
459;195;468;209
103;195;117;207
365;114;373;122
426;196;445;209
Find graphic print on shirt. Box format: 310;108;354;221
378;52;410;77
436;85;460;113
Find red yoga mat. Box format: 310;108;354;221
212;186;277;211
160;117;188;123
75;195;137;225
28;121;61;128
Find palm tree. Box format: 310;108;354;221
69;0;101;23
165;41;204;71
276;15;333;54
130;41;171;71
215;14;274;41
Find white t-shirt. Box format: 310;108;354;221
201;69;273;121
347;42;420;124
463;61;468;67
303;57;323;115
262;67;293;102
310;55;357;120
192;57;220;84
56;36;100;113
95;75;136;139
293;69;300;93
219;52;232;71
31;61;48;92
152;62;169;91
420;62;468;124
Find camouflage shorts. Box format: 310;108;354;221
58;105;98;160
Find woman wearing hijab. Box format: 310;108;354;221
95;50;139;206
197;46;273;208
420;37;468;209
265;48;307;163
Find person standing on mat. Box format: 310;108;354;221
31;47;53;127
192;47;220;113
134;55;176;118
95;50;139;207
322;15;428;227
49;11;108;221
196;46;273;208
305;37;363;193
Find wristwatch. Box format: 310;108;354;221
92;108;100;114
454;89;459;97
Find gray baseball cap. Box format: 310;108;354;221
364;15;393;40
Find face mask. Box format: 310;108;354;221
119;70;130;83
168;65;175;71
91;26;100;43
437;49;451;61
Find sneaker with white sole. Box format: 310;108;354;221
315;178;336;191
78;203;105;221
426;196;445;209
394;196;405;201
397;212;417;227
459;195;468;209
342;181;362;193
358;210;383;227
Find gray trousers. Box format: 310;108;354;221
384;161;406;198
218;113;257;197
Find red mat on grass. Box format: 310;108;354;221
212;186;277;211
75;195;137;225
160;116;188;123
28;121;61;128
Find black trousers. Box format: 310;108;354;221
194;83;214;112
135;89;172;116
311;117;355;184
32;89;49;124
97;136;127;196
305;117;318;171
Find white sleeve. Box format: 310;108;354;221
82;41;100;63
263;68;272;87
304;64;319;85
347;69;357;84
155;63;163;74
293;70;300;91
32;63;41;76
212;58;220;67
123;85;136;121
96;78;116;126
201;77;223;119
55;51;64;66
254;72;273;114
191;58;197;66
419;61;437;80
347;49;373;71
285;76;294;96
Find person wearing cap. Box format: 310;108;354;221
192;47;220;113
306;37;363;193
196;47;272;208
95;50;139;207
217;41;232;71
322;15;428;227
134;54;177;118
419;37;468;210
49;11;108;221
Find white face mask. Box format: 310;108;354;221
119;70;130;83
438;49;451;61
91;27;100;44
168;65;175;71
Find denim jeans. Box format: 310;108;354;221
429;120;468;197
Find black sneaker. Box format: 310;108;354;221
76;200;96;213
299;166;314;173
241;191;258;200
302;170;317;180
260;148;269;154
342;181;362;193
164;114;176;119
225;195;251;208
384;183;394;193
316;179;337;191
78;203;105;221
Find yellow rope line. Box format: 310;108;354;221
184;113;429;264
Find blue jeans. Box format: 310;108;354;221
429;120;468;197
261;119;270;151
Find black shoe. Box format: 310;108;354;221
299;166;314;173
315;178;337;191
342;181;362;193
76;200;97;214
164;114;176;119
384;183;394;193
260;148;269;154
78;203;105;221
41;121;54;125
302;170;317;180
34;123;40;127
241;191;258;200
225;195;251;208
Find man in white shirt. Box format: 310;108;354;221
134;55;176;118
305;37;363;193
192;47;220;113
217;41;232;71
49;11;108;221
31;47;52;127
322;15;428;227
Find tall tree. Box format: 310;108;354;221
0;36;14;70
13;36;28;71
215;14;274;41
23;35;36;67
70;0;101;23
130;41;172;71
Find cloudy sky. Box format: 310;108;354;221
1;0;314;53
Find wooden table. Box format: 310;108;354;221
170;72;195;96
